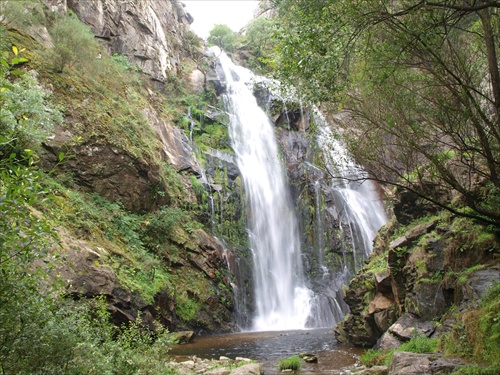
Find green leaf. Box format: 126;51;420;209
9;70;24;76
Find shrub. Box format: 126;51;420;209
278;356;302;371
0;72;63;154
47;15;99;73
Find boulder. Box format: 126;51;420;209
388;352;465;375
388;352;431;375
229;363;262;375
388;313;436;341
373;332;402;351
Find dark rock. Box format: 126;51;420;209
462;266;500;307
42;137;169;213
374;308;398;333
375;269;392;293
407;281;446;320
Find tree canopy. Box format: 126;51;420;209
272;0;500;228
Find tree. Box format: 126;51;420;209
207;24;240;52
272;0;500;228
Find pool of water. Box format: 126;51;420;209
169;328;363;374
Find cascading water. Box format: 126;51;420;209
212;47;313;331
315;116;387;270
209;47;388;332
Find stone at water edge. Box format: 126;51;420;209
299;353;318;363
166;330;195;344
229;363;262;375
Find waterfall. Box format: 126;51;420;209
316;118;387;269
212;47;313;331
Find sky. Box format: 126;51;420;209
182;1;261;39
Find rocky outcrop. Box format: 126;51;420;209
66;0;192;81
336;204;500;347
42;134;169;213
55;224;235;333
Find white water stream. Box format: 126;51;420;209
213;48;313;331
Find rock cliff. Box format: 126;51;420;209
7;0;236;333
66;0;193;81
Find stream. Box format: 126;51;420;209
169;328;363;374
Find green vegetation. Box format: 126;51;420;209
207;24;240;52
271;0;500;229
442;282;500;372
277;355;302;371
361;334;438;367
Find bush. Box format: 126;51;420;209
399;334;438;353
278;356;302;371
47;15;99;73
0;72;62;154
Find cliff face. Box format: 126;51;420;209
9;0;236;333
66;0;192;81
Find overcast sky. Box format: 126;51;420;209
183;1;260;39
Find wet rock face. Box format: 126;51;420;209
66;0;191;81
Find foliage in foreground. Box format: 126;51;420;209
277;356;302;371
442;281;500;370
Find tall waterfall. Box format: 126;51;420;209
213;48;313;331
210;48;387;331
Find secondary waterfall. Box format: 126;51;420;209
213;48;313;331
316;118;387;269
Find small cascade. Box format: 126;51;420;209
211;47;313;331
316;118;387;270
314;180;325;269
208;194;216;234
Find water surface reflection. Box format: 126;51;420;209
169;328;363;374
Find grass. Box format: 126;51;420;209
278;356;302;371
361;334;438;367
